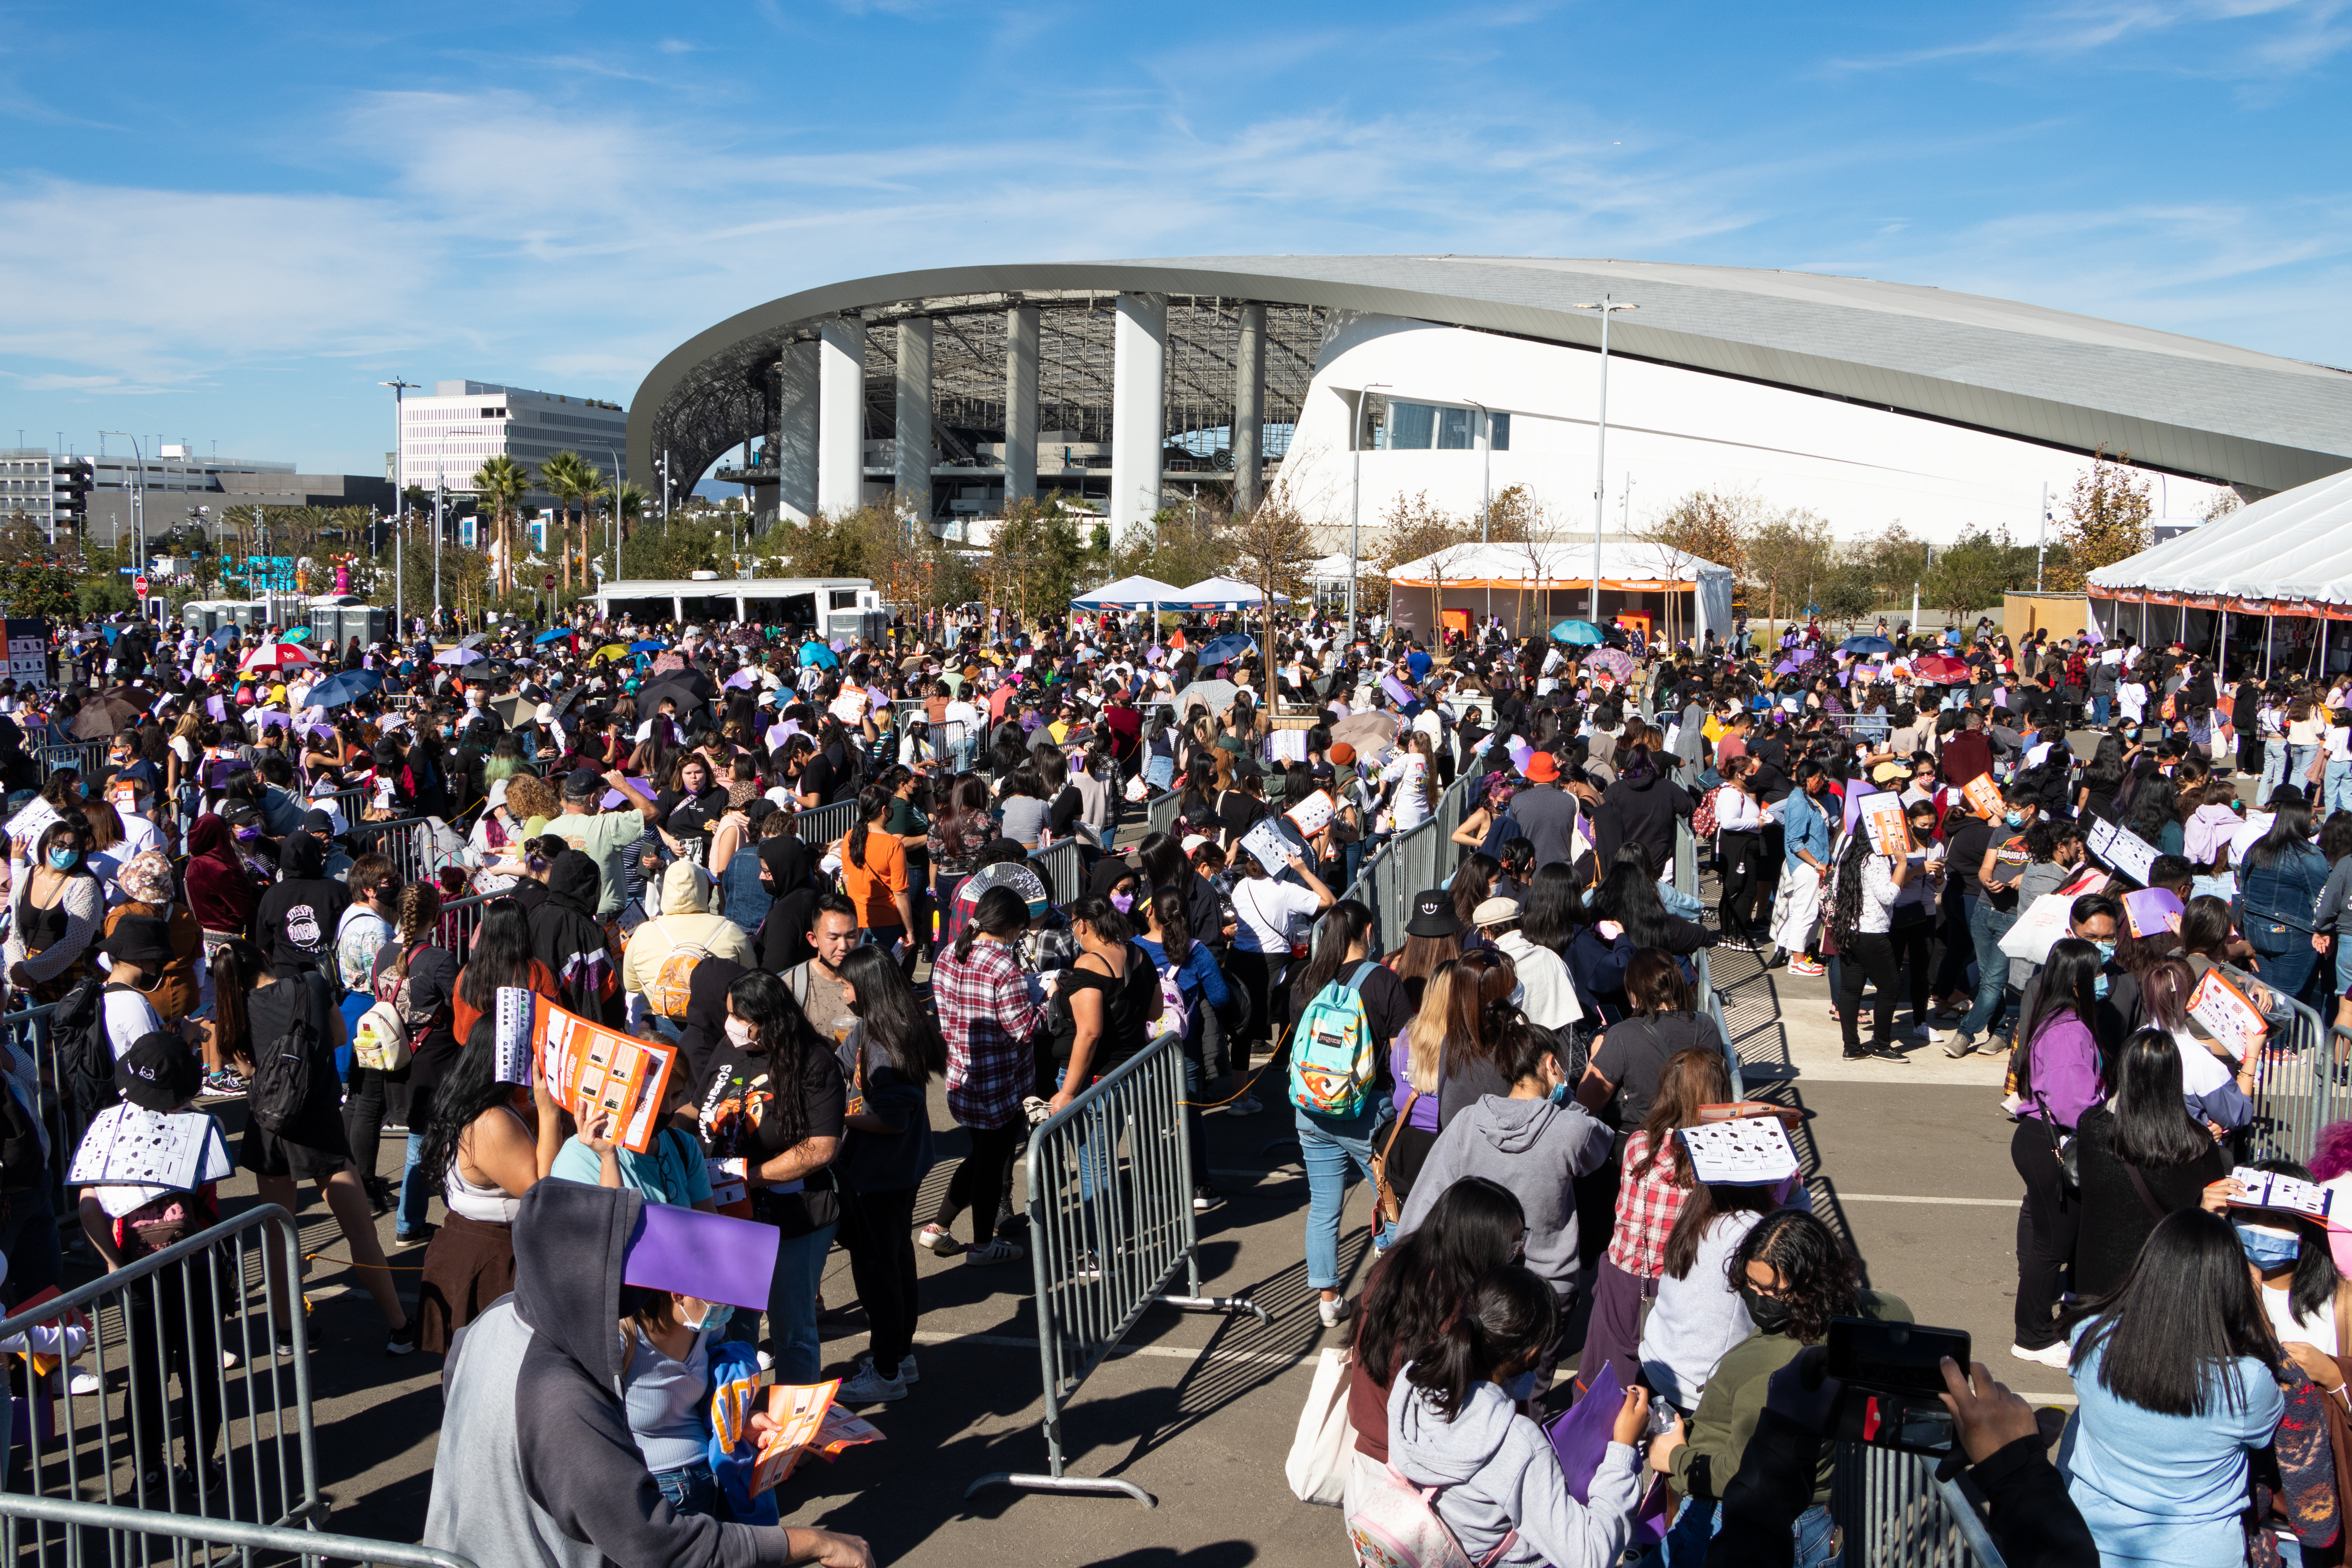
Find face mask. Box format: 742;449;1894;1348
1739;1283;1795;1335
2095;939;2116;964
724;1017;757;1049
2093;972;2111;1000
681;1301;732;1335
2004;812;2024;828
1499;1367;1540;1403
46;847;78;871
1109;892;1134;914
1547;1080;1572;1106
2237;1224;2301;1271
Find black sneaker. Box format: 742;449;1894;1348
1192;1185;1225;1214
386;1320;419;1357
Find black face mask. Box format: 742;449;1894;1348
1739;1283;1794;1335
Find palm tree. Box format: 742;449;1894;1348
538;452;586;593
469;454;532;597
574;461;611;597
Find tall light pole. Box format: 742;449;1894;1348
1464;398;1494;629
607;445;627;591
382;378;416;632
1570;297;1636;623
1348;382;1391;639
2034;482;2050;593
100;431;146;572
433;480;446;627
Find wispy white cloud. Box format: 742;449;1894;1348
1827;0;2352;78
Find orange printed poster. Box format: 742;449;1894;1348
535;1001;678;1155
1859;793;1912;857
1960;774;2004;820
751;1379;840;1495
2187;968;2265;1063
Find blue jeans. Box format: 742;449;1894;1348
397;1133;432;1236
766;1223;836;1387
2329;759;2352;816
1961;895;2017;1041
1646;1498;1839;1568
652;1460;719;1518
2091;693;2110;725
2260;738;2286;806
2291;745;2322;802
1296;1101;1388;1292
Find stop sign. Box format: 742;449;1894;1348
543;574;556;591
132;574;149;597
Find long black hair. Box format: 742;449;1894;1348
1353;1177;1526;1390
839;945;946;1084
2073;1208;2271;1415
1591;859;1675;950
1829;826;1875;950
1663;1181;1780;1282
2246;792;2318;872
951;884;1029;964
2016;938;2101;1101
1147;885;1193;956
457;898;534;1012
416;1015;512;1198
1402;1265;1557;1420
1296;900;1374;998
1519;862;1588;950
2249;1156;2345;1329
846;783;893;870
724;969;826;1149
1135;830;1187;894
2107;1027;2212;1168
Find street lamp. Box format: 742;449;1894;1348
1568;297;1636;623
382;378;417;630
1464;398;1495;631
99;431;145;572
1349;382;1391;639
607;445;627;592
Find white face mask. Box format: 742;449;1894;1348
724;1017;757;1049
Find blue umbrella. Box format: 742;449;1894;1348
629;639;668;654
1840;635;1895;656
1551;619;1604;646
1197;633;1257;666
534;628;572;646
304;670;383;708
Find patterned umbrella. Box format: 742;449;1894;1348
238;642;314;674
1583;648;1635;680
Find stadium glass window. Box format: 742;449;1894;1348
1385;401;1435;450
1436;407;1475;449
1490;411;1510;451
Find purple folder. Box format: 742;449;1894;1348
1540;1365;1672;1546
1841;780;1875;836
624;1202;780;1310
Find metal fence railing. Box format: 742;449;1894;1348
1831;1441;2007;1568
1028;839;1085;906
1692;950;1743;1100
35;740;110;782
1145;788;1182;842
792;800;857;853
435;891;495;957
0;1000;72;1211
1344;775;1476;955
966;1032;1266;1508
1;1204;325;1544
0;1496;481;1568
344;816;458;885
2246;992;2340;1166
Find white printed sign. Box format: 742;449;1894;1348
1676;1118;1800;1187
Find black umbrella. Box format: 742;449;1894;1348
636;676;711;715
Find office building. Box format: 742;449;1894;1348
396;380;628;501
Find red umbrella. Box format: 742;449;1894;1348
1912;653;1972;685
239;642;314;675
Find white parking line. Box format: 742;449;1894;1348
910;1329;1311;1368
1836;1193;2016;1207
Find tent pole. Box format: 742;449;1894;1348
2220;611;2229;673
2140;600;2147;648
2265;614;2274;681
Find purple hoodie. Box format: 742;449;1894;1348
2022;1012;2103;1129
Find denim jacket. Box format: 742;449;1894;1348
2237;844;2329;955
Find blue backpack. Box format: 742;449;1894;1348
1289;962;1381;1118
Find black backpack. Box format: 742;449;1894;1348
0;1081;44;1193
249;974;323;1137
63;978;120;1129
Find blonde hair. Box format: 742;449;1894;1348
1403;964;1457;1096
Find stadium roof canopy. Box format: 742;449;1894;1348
630;256;2352;509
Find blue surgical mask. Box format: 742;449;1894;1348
2093;972;2111;1000
687;1302;733;1337
2237;1224;2301;1271
1547;1081;1572;1106
1500;1367;1540;1403
2004;811;2024;828
46;847;78;871
2095;939;2116;964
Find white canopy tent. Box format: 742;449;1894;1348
2086;469;2352;677
1070;574;1183;609
1163;576;1293;609
1381;540;1737;645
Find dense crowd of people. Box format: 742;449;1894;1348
5;597;2352;1564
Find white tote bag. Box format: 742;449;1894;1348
1285;1347;1357;1506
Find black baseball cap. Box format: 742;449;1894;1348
116;1031;201;1112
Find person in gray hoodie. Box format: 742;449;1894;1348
1386;1266;1648;1568
1396;1019;1612;1305
424;1181;872;1568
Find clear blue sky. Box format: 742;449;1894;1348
2;0;2345;482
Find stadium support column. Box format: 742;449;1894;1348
1004;304;1040;507
1111;292;1167;540
817;316;865;518
1234;303;1266;514
895;316;934;525
776;339;820;527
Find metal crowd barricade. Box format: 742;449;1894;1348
1145;789;1182;841
792;800;856;852
0;1497;479;1568
1028;839;1085;905
343;817;442;884
1831;1441;2007;1568
435;891;494;957
316;785;369;828
0;1001;74;1211
35;741;111;782
1675;817;1698;902
0;1204;326;1553
1693;951;1743;1099
2245;993;2341;1165
967;1033;1266;1508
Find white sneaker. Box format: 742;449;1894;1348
837;1362;908;1402
1317;1295;1351;1329
69;1369;101;1397
966;1238;1026;1266
2009;1341;2070;1370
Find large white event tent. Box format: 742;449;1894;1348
1160;576;1292;609
1382;540;1738;644
1070;574;1182;610
2086;468;2352;676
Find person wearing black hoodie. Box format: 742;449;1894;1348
424;1181;872;1568
1600;745;1692;876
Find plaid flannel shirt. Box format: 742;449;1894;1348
1607;1129;1689;1280
932;938;1043;1130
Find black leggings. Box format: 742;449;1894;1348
1717;831;1763;935
2011;1118;2080;1350
1888;915;1935;1026
344;1065;412;1183
1227;950;1277;1060
1836;932;1901;1051
126;1273;225;1478
929;1123;1024;1246
842;1184;921;1379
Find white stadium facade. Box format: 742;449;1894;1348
627;255;2352;563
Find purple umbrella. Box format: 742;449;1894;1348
1583;647;1635;680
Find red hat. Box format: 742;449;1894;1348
1522;752;1559;783
1329;741;1356;765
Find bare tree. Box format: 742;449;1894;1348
1231;478;1321;712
